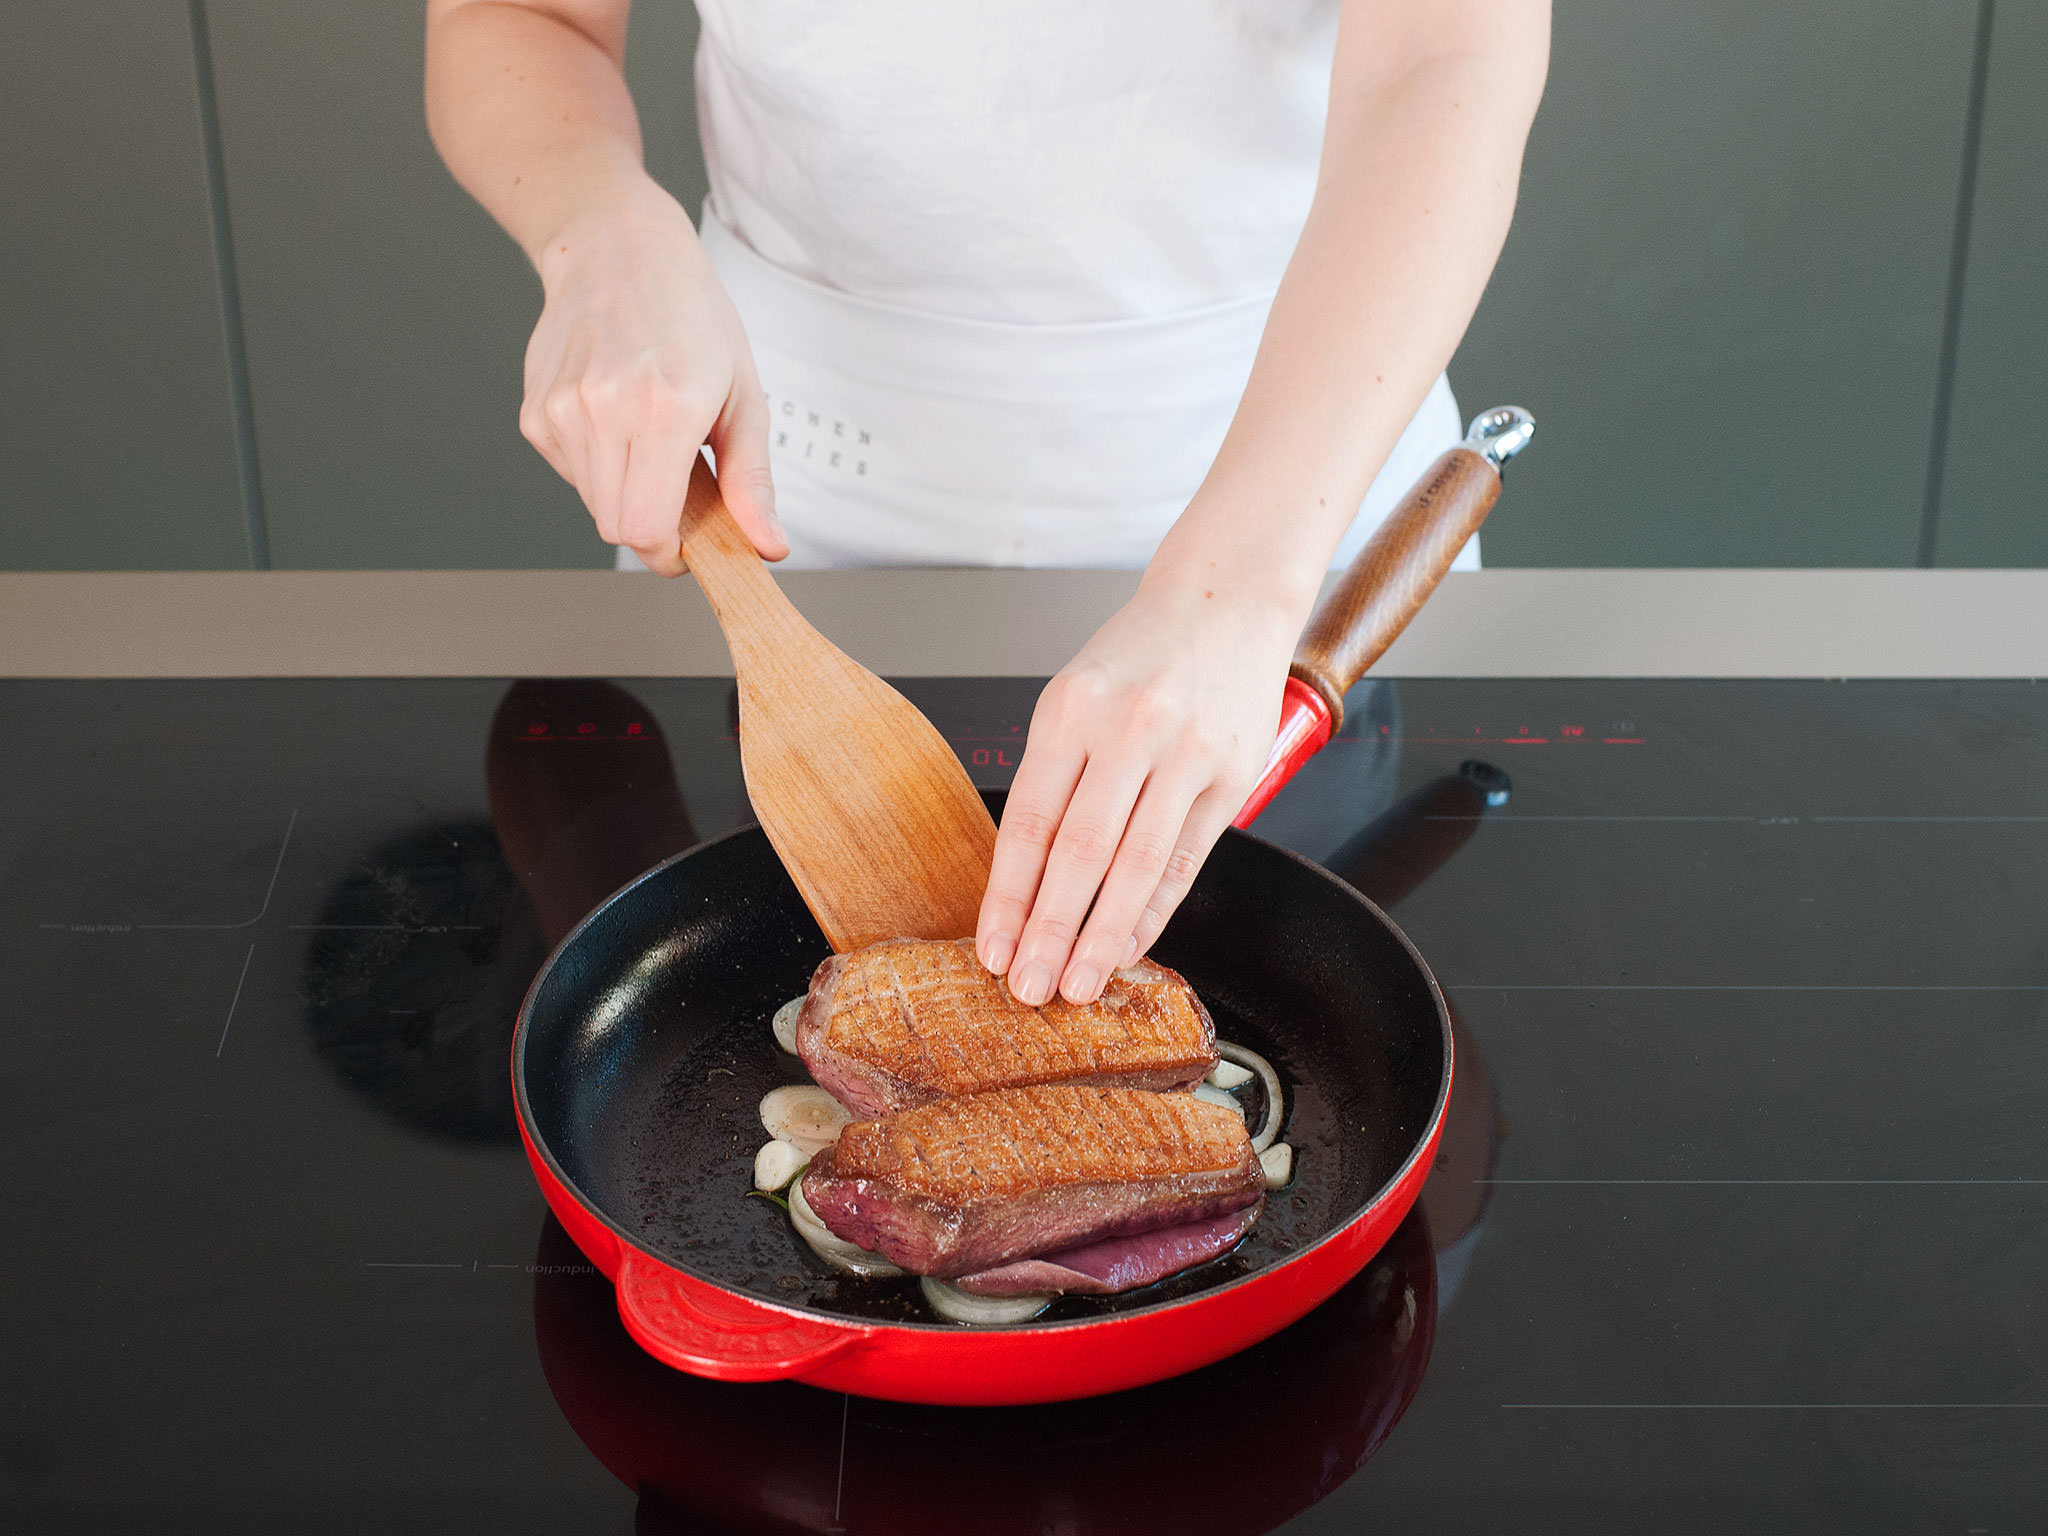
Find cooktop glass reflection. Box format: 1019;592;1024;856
1;676;2044;1533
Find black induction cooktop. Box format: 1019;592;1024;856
2;676;2043;1532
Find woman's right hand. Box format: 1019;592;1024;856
521;177;786;574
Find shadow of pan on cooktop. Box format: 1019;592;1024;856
301;678;706;1144
532;1207;1438;1536
300;819;545;1144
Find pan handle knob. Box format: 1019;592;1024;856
615;1249;867;1382
1463;405;1535;470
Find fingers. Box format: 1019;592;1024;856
524;322;609;502
519;331;579;485
1005;775;1148;1006
526;354;623;543
524;360;718;571
980;669;1267;1008
518;395;575;485
1114;782;1243;977
708;371;787;561
999;756;1151;1008
593;373;700;568
614;432;695;577
523;354;784;574
975;586;1291;1009
582;404;634;551
975;710;1089;982
1052;770;1214;1003
515;221;775;571
523;365;591;502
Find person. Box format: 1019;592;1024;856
425;0;1549;1008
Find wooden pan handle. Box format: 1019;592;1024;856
1290;407;1534;731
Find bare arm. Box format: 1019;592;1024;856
425;0;640;263
1155;0;1552;608
425;0;783;567
979;0;1550;1005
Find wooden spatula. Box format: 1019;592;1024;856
676;457;997;952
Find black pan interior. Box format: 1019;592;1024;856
517;799;1449;1327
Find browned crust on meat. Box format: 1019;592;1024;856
828;1084;1250;1200
795;937;1216;1115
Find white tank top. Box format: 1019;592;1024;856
635;1;1474;573
691;0;1340;324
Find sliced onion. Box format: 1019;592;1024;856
788;1179;903;1278
920;1277;1052;1326
1259;1142;1294;1190
1205;1059;1254;1090
1215;1040;1284;1153
759;1085;851;1156
771;997;805;1055
1192;1082;1241;1114
753;1139;809;1192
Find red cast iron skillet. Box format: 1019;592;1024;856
512;414;1528;1406
515;791;1449;1406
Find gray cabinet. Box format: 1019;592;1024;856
1452;0;1980;567
204;0;703;569
1931;3;2048;567
0;2;2036;572
0;1;250;570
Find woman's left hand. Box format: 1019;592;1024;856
974;579;1298;1005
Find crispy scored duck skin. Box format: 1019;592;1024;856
796;937;1218;1116
800;1085;1264;1281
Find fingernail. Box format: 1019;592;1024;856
1061;962;1100;1005
1010;961;1052;1007
1120;935;1139;968
980;931;1015;973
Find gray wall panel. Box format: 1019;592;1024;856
8;3;2033;574
1453;2;1975;567
1930;3;2048;567
629;2;712;217
0;1;249;570
207;1;702;570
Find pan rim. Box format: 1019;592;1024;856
512;819;1454;1338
